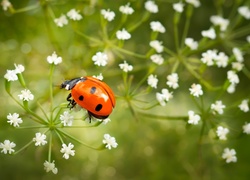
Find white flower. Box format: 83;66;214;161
147;74;158;88
227;70;239;85
238;6;250;20
92;52;108;66
216;126;229;140
18;89;34;101
232;62;244;72
214;52;228;68
185;38;198;50
232;47;244;62
100;118;111;125
119;3;134;15
185;0;200;8
150;54;164;65
156;88;173;106
116;28;131;40
67;9;82;21
102;134;118;150
4;70;18;81
119;61;133;72
210;15;229;31
44;160;58;174
1;0;11;11
60;111;74;126
47;51;62;65
211;100;225;114
54;14;68;27
227;83;236;94
166;73;179;89
101;9;115;21
0;140;16;154
149;40;164;53
243;122;250;134
150;21;166;33
238;99;249;112
33;133;47;146
92;73;104;81
145;0;158;13
189;83;203;97
201;49;217;66
187;111;201;125
201;27;216;39
14;64;25;74
222;148;237;163
247;35;250;43
60;143;75;159
7;113;23;127
173;2;184;13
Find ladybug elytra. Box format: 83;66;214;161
61;76;115;120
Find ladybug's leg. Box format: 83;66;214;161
87;111;92;123
66;93;76;109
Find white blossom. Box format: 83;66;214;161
149;40;164;53
156;88;173;106
67;9;82;21
189;83;203;97
47;52;62;65
60;143;75;159
185;0;200;8
173;2;184;13
243;122;250;134
7;113;23;127
145;0;158;13
185;38;198;50
18;89;34;101
150;54;164;65
210;15;229;31
232;47;244;62
92;52;108;66
0;140;16;154
187;111;201;125
119;3;134;15
238;99;249;112
119;61;133;72
101;9;115;21
102;134;118;150
44;160;58;174
227;70;239;85
201;27;216;39
222;148;237;163
238;6;250;20
166;73;179;89
116;28;131;40
60;111;74;126
211;100;225;114
147;74;158;88
150;21;166;33
54;14;68;27
33;133;47;146
216;126;229;140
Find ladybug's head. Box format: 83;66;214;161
60;77;82;90
60;80;71;90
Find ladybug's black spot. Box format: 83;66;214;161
78;95;84;101
90;87;97;94
95;104;103;111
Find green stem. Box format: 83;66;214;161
14;140;34;155
138;112;188;121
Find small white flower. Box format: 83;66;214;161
60;143;75;159
7;113;23;127
201;49;217;66
60;111;74;126
67;9;82;21
227;83;236;94
33;133;47;146
214;52;228;68
222;148;237;163
4;70;18;81
102;134;118;150
44;160;58;174
238;99;249;112
187;111;201;125
92;73;104;81
210;15;229;31
238;6;250;20
119;3;134;15
201;27;216;39
149;40;164;53
247;35;250;43
100;118;111;125
47;51;62;65
232;62;244;72
147;74;158;89
166;73;179;89
18;89;34;101
119;61;133;72
0;140;16;154
145;0;158;13
173;2;184;13
211;100;226;114
189;83;203;97
232;47;244;62
101;9;115;21
150;54;164;65
227;70;239;85
1;0;11;11
243;122;250;134
185;38;198;50
185;0;200;8
54;14;68;27
216;126;229;140
92;52;108;66
14;64;25;74
150;21;166;33
156;88;173;106
116;28;131;40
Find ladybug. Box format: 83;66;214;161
61;76;115;120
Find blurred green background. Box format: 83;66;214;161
1;0;250;179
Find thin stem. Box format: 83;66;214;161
14;140;34;155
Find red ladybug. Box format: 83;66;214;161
61;76;115;120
